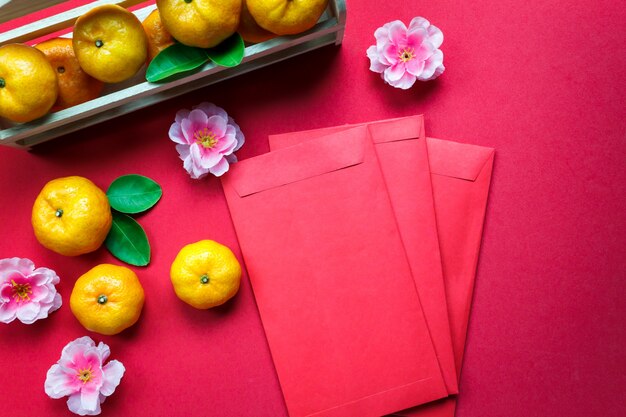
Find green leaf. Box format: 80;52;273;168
105;212;151;266
146;43;209;83
107;174;162;214
205;33;245;67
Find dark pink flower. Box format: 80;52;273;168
168;102;245;178
0;257;61;324
45;337;125;416
367;17;445;89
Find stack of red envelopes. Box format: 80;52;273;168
221;116;494;417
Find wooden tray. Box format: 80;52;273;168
0;0;346;149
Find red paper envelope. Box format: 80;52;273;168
221;126;448;417
270;116;459;396
392;138;495;417
269;120;495;417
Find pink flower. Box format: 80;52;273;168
367;17;445;89
0;257;62;324
45;337;125;416
168;102;245;179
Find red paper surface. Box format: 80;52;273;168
222;127;447;417
269;116;460;396
0;0;625;416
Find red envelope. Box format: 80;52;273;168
392;138;495;417
269;120;495;417
270;116;459;396
221;126;448;417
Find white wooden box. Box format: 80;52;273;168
0;0;346;148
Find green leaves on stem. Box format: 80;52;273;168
104;174;162;266
146;33;245;83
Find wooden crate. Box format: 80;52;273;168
0;0;346;149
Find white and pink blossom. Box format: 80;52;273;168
367;17;445;89
45;337;125;416
0;257;62;324
169;102;245;178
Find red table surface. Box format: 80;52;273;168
1;1;625;416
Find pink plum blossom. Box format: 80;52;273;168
367;17;445;89
0;257;62;324
169;102;245;179
45;337;125;416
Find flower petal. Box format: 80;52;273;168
168;123;188;145
81;386;101;413
67;392;102;416
176;144;190;161
384;62;407;82
405;57;426;77
374;25;389;46
16;302;41;324
225;154;238;163
406;27;427;50
206;115;227;138
96;342;111;363
61;337;96;363
191;143;222;169
174;109;190;125
216;131;237;153
386;20;408;45
419;49;445;80
51;292;62;313
208;158;230;177
181;109;209;143
382;43;399;65
390;71;418;90
0;257;34;276
188;145;210;179
100;360;125;396
408;16;430;31
367;45;387;73
228;117;245;151
193;102;228;120
0;301;17;323
0;281;13;302
45;364;77;398
427;24;444;49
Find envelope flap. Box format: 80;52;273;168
427;137;495;181
368;115;424;143
226;126;367;197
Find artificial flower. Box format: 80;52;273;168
0;257;62;324
45;336;125;416
367;17;445;89
168;102;245;179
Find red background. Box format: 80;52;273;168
0;1;625;416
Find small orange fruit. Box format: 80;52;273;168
36;38;104;110
156;0;242;48
142;9;175;62
238;1;276;44
32;176;112;256
70;264;145;335
246;0;329;36
0;43;58;123
170;240;241;309
73;4;148;83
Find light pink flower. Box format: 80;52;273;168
367;17;445;89
0;257;62;324
169;102;245;179
45;337;125;416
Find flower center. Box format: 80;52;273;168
77;367;93;384
399;47;415;63
11;280;32;303
194;128;218;149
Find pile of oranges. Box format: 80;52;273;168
0;0;329;124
